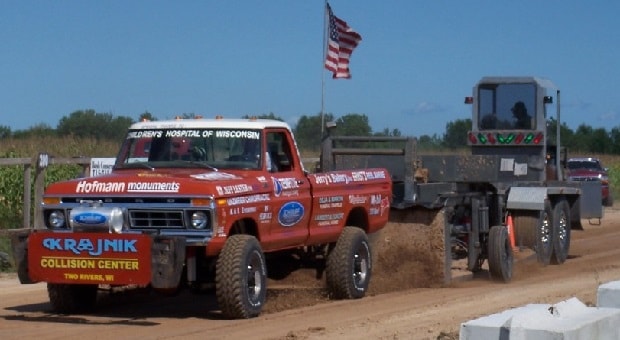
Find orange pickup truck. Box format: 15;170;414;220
11;118;391;318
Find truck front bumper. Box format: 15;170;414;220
10;229;185;289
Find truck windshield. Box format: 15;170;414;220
567;160;603;171
115;128;263;170
478;83;536;130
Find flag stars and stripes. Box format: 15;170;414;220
324;3;362;79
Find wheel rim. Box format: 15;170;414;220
557;209;568;245
353;242;370;287
539;212;552;247
246;250;264;302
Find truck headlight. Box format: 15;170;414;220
190;211;208;229
48;210;66;228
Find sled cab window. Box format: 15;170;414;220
478;83;536;130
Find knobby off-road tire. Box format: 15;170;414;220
551;199;571;265
535;200;554;265
47;283;98;314
215;235;267;319
487;225;513;282
326;226;371;299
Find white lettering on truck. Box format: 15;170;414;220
76;181;125;193
75;181;180;193
127;181;180;193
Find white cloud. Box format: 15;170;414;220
598;110;617;122
401;101;445;116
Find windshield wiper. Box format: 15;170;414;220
178;160;219;171
117;162;155;171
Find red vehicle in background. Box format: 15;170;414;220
567;157;613;206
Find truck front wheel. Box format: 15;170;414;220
47;283;98;313
487;225;513;282
326;226;371;299
215;235;267;319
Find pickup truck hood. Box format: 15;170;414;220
44;169;271;197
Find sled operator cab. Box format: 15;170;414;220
465;76;562;181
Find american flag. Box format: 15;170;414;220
324;3;362;79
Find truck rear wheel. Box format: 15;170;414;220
487;225;513;282
551;199;571;265
516;202;554;265
47;283;98;313
536;201;554;265
326;226;371;299
215;234;267;319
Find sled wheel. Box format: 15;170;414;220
47;283;98;313
215;234;267;319
487;225;513;282
535;200;554;265
551;199;571;265
326;226;372;299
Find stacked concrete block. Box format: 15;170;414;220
597;280;620;308
460;297;620;339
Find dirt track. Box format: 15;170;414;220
2;206;620;340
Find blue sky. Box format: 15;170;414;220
1;1;619;137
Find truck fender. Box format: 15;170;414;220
506;187;547;211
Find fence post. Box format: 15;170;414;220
33;153;49;229
23;163;31;228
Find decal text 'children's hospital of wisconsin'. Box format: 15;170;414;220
127;129;261;140
76;180;180;193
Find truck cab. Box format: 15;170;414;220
467;76;559;182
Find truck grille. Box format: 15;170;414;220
129;210;184;228
569;176;600;182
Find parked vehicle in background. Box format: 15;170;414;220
567;157;613;206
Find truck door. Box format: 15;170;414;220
263;129;312;249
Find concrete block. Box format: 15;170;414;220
510;298;620;339
460;298;620;340
459;304;546;340
597;280;620;308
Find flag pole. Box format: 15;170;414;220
321;0;328;138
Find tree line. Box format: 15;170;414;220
0;109;618;154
